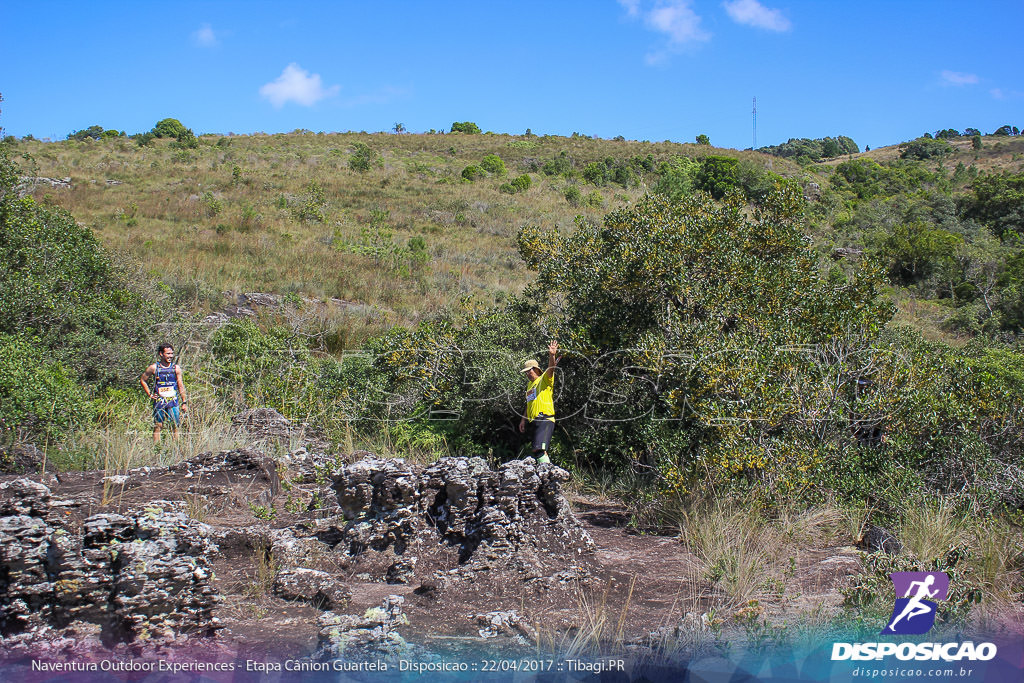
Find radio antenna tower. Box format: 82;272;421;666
752;96;757;149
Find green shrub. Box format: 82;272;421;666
541;152;574;177
695;134;710;145
693;155;741;199
899;137;952;160
152;118;188;139
0;149;162;390
171;128;199;149
292;182;327;222
461;165;485;181
960;171;1024;238
585;190;604;207
480;154;506;176
877;222;962;284
67;125;105;142
563;185;581;206
349;142;379;172
510;174;531;192
582;161;605;186
450;121;481;134
758;136;859;162
0;334;91;438
654;156;698;199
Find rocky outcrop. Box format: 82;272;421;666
273;568;351;609
0;479;219;647
324;456;596;585
315;595;411;661
857;524;903;554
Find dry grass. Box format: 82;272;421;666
899;499;1024;606
679;502;848;608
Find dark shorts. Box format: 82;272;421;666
530;416;555;452
153;403;181;425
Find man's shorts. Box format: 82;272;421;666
530;416;555;452
153;403;181;425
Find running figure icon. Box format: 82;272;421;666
882;571;949;635
886;575;939;632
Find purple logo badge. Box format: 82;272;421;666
882;572;950;635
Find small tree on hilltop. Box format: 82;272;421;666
152;118;188;138
695;134;710;145
450;121;481;134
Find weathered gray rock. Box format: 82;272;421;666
315;595;412;661
474;610;537;642
172;448;280;505
859;524;903;554
0;480;219;644
386;557;417;584
274;568;351;609
328;456;596;584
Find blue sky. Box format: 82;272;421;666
2;1;1021;150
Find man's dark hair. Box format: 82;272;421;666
157;343;174;355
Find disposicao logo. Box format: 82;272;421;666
831;571;998;662
884;571;949;635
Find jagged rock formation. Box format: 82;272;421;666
315;595;411;660
0;479;218;649
321;456;596;585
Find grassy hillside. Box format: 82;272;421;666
16;132;806;335
14;128;1024;347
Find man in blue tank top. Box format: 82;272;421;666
140;343;188;444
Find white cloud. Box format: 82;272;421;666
618;0;641;18
941;70;979;86
990;88;1004;99
259;63;340;108
193;23;218;47
645;1;710;44
722;0;791;31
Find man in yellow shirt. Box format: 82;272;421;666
518;340;559;464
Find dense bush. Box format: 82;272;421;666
0;334;92;439
358;184;1024;512
540;152;574;177
461;165;485;181
877;222;962;284
369;188;895;497
450;121;482;134
960;171;1024;239
0;150;164;434
348;142;379;172
899;137;952;160
152;118;188;139
758;136;859;162
693;155;741;199
653;156;699;199
480;154;506;175
67;125;105;141
499;174;532;194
